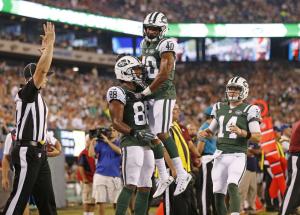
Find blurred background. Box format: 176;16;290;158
0;0;299;214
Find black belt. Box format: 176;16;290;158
16;140;45;149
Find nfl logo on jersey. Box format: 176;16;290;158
235;110;242;115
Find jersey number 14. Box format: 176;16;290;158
218;116;238;139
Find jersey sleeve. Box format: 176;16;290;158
247;105;261;123
106;86;126;105
157;38;178;57
211;102;219;119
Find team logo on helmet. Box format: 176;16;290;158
114;56;146;89
117;59;129;67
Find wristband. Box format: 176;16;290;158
142;86;152;96
246;131;252;139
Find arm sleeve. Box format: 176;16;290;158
249;121;261;133
157;38;178;57
3;133;12;155
18;79;39;102
208;118;219;133
106;86;126;105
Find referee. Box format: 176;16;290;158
280;119;300;215
2;22;56;215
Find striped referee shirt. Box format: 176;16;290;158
15;79;48;142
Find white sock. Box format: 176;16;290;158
88;212;94;215
172;157;186;176
231;213;239;215
83;212;89;215
155;158;169;180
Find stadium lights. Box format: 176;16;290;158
0;0;300;37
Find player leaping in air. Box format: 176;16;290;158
137;12;193;198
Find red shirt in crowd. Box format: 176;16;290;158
289;120;300;153
77;148;96;183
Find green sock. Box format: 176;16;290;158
115;187;134;215
162;137;179;158
134;190;150;215
214;193;227;215
228;183;240;213
152;143;164;159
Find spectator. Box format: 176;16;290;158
88;126;122;215
239;142;261;214
77;135;96;215
279;124;292;157
31;0;300;23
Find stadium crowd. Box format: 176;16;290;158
0;60;299;136
32;0;300;23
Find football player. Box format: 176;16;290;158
106;55;156;215
137;11;191;198
199;76;262;215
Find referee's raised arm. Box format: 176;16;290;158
33;22;55;89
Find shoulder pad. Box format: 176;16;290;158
247;105;261;122
211;102;220;118
156;38;178;56
106;86;126;105
140;38;146;48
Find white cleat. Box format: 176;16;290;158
153;176;174;198
174;173;192;196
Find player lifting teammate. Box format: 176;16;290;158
107;55;156;215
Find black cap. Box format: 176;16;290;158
23;63;54;80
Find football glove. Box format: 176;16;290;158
133;93;144;100
131;129;156;143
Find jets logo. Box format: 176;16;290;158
117;59;129;67
161;16;167;24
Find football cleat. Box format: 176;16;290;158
174;173;192;196
153;176;174;198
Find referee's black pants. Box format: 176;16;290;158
2;144;57;215
279;154;300;215
163;180;197;215
196;161;216;215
